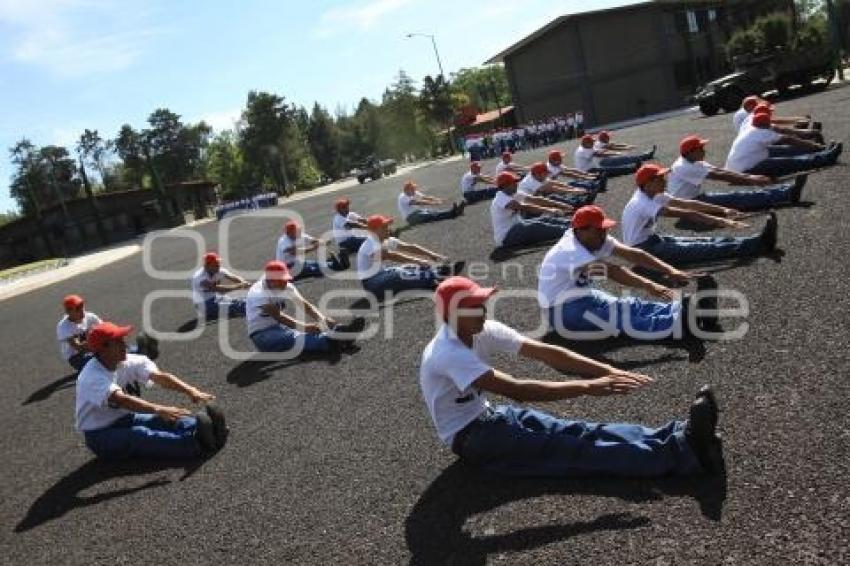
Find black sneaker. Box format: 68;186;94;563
194;412;218;454
135;332;159;361
647;144;657;159
790;175;807;204
332;316;366;335
451;261;466;276
455;201;466;217
760;212;778;253
337;250;351;270
812;121;822;131
695;384;719;430
205;403;229;449
684;389;723;474
696;275;719;331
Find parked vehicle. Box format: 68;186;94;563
693;45;835;116
355;156;398;184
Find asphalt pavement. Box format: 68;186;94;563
2;85;849;565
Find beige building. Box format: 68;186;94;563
486;0;794;127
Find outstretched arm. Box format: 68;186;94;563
605;263;679;301
150;370;215;403
519;338;652;381
474;368;650;402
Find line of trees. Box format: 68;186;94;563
4;65;510;223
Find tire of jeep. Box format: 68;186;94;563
358;176;365;184
699;98;720;117
719;87;744;113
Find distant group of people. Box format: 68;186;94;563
463;112;586;160
59;93;843;492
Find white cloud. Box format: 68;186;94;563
313;0;412;38
197;109;241;133
0;0;166;77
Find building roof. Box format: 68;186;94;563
484;1;657;64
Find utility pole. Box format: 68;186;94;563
406;33;455;155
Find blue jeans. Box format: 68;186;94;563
590;163;638;177
406;209;455;225
68;352;94;371
547;191;596;208
636;233;763;265
768;145;814;157
463;187;499;203
501;217;570;248
338;237;366;255
455;405;699;477
84;413;201;460
202;296;247;320
288;256;345;280
249;324;330;353
695;183;792;210
568;179;602;192
746;146;837;177
548;288;681;338
362;266;437;297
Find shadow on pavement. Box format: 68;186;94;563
22;373;77;405
15;457;208;533
544;332;707;366
405;460;726;565
226;351;359;387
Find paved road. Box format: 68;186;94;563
2;86;849;565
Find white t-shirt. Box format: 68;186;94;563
190;267;236;307
546;162;562;179
356;234;400;279
538;230;617;307
419;321;525;445
518;174;544;198
460;172;478;193
621;189;672;246
245;277;302;335
574;146;598;172
494;161;511;175
57;311;102;361
275;233;316;266
332;211;363;244
75;354;157;431
398;192;421;220
490;191;521;245
724;126;782;172
732;108;748;131
667;156;713;199
593;141;609;151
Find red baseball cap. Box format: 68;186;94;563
335;198;350;211
63;294;84;309
752;113;772;128
284;220;299;235
742;96;760;111
598;131;610;142
203;252;220;266
502;151;512;159
679;135;709;156
264;260;293;283
403;180;417;191
496;171;519;188
435;276;497;320
530;162;548;176
470;161;482;172
635;163;670;187
87;322;133;353
548;149;563;162
572;205;617;230
366;214;394;231
580;134;595;145
753;102;773;114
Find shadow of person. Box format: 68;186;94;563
405;460;725;565
543;331;707;366
226;350;354;387
22;373;77;406
489;244;553;263
177;319;199;333
14;457;207;533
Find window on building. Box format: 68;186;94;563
709;9;716;22
686;10;699;33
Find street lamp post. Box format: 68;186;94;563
406;32;455;155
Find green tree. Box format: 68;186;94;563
307;103;343;179
206;131;246;199
113;124;146;188
449;65;510;111
77;129;114;191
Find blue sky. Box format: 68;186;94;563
0;0;644;213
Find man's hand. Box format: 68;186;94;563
583;374;650;396
647;283;678;302
322;316;338;329
721;218;750;229
239;281;252;289
668;269;697;285
749;174;774;186
302;323;323;335
723;208;749;220
155;405;192;422
188;388;215;404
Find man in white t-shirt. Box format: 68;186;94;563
57;295;157;373
246;260;365;355
725;111;839;176
669;135;806;209
420;276;724;476
595;130;656;162
493;151;525;177
734;98;821;140
275;220;348;280
190;252;250;320
331;197;368;255
76;321;227;460
574;135;640;178
575;110;585;137
624;163;777;266
490;172;572;249
460;161;499;204
519;162;597;210
539;205;720;340
357;215;463;298
398;181;465;225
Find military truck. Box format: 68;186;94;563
355;156;398;184
693;46;835;116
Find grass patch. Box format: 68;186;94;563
0;258;68;282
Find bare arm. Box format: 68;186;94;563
520;338;649;379
509;199;564;217
150;370;214;403
776;135;824;151
382;249;434;267
661;204;746;229
605;263;678;301
475;368;649;402
706;169;774;186
612;242;691;281
524;194;573;212
107;389;192;422
395;241;446;262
